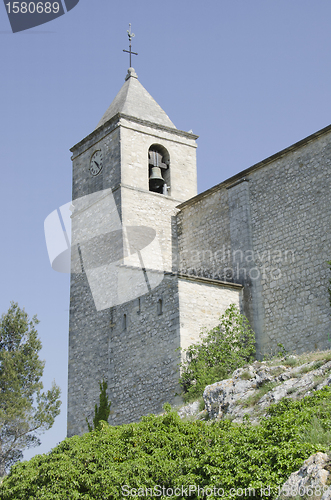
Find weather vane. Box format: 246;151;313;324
123;23;138;67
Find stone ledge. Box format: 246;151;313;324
177;273;243;290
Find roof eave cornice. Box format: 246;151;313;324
70;112;199;157
177;122;331;210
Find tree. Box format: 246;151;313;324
179;304;256;401
86;380;111;431
0;302;61;475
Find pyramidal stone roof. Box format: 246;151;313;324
95;68;176;130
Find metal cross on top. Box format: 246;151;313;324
123;24;138;67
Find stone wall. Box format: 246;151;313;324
177;126;331;356
177;188;232;280
68;114;199;434
68;92;331;436
249;131;331;354
68;118;123;437
108;274;181;426
71;118;122;201
120;118;198;202
69;273;243;432
178;276;242;352
121;187;179;273
67;274;110;437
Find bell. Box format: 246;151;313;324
149;166;165;190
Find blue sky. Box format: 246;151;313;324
1;0;331;462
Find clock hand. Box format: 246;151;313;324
94;161;99;168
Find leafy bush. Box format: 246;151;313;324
1;387;331;500
179;304;256;402
262;342;290;362
299;415;331;449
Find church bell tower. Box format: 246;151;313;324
67;65;198;435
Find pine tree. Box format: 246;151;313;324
0;302;61;475
86;381;111;431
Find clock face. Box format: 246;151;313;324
89;150;103;176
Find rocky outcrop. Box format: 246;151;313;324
177;401;200;419
202;358;331;422
175;355;331;499
277;453;331;499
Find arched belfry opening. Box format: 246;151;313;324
148;145;170;195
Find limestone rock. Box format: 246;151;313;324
177;400;200;419
203;359;331;422
277;453;331;499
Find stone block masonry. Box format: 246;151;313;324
249;132;331;354
68;271;242;434
107;275;181;426
67;67;331;436
67;71;199;433
177;125;331;356
178;276;242;353
67;272;110;437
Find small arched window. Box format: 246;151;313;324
148;144;170;195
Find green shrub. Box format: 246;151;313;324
270;366;286;376
179;304;256;402
299;364;313;375
276;343;288;358
299;415;331;449
198;397;205;412
86;381;111;432
244;382;277;407
2;387;331;500
284;356;299;367
262;343;288;362
240;370;252;380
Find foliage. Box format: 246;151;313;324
240;370;252;380
299;364;314;375
86;381;111;432
0;303;61;474
299;415;331;449
284;356;299;367
179;304;256;402
2;387;331;499
243;382;277;407
262;342;289;362
276;343;287;358
270;366;286;377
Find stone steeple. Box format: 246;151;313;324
95;68;176;130
68;65;199;436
